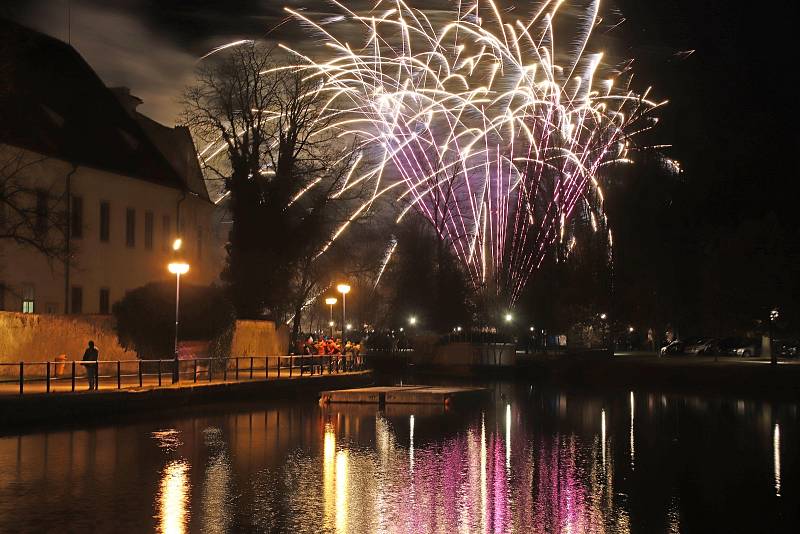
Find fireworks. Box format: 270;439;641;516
283;0;662;305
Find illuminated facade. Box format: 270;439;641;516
0;20;222;315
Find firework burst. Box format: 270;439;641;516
285;0;663;306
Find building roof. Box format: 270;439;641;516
112;87;210;201
0;18;198;193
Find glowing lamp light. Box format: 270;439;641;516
346;324;352;331
600;313;607;320
409;316;417;325
504;313;513;323
168;262;189;275
325;297;338;306
329;321;334;327
456;326;462;332
336;284;351;294
529;326;534;332
172;238;183;251
628;326;635;333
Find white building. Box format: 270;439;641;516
0;19;223;315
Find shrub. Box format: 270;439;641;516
113;282;236;360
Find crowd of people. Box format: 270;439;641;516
293;336;363;366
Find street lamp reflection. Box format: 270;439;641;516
157;459;190;534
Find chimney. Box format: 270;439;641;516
109;86;143;117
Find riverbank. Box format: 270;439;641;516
0;370;372;430
518;353;800;398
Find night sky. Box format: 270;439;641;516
3;0;799;329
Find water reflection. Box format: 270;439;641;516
774;422;781;497
0;386;798;533
157;460;190;534
201;428;233;534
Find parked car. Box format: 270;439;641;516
711;337;742;356
777;339;800;358
730;338;761;357
660;340;685;356
685;338;717;355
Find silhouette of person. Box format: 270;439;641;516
83;340;99;390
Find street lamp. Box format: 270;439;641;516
600;313;607;320
167;238;189;383
504;313;513;323
409;316;417;326
770;308;780;366
337;283;350;339
325;297;337;337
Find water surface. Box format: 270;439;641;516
0;382;797;533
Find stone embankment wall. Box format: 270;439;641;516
0;312;132;376
0;311;289;376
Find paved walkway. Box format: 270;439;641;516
0;363;360;395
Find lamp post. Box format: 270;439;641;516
325;297;337;338
770;308;779;366
337;284;350;340
167;238;189;384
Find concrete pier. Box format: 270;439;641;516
320;384;488;405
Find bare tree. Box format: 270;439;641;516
0;148;68;260
183;42;368;328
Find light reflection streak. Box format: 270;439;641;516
774;423;781;497
323;424;336;530
335;450;349;533
157;460;190;534
505;404;511;469
480;413;487;532
601;409;607;468
409;415;415;472
630;391;635;469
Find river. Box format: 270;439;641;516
0;381;796;533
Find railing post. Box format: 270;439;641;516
289;355;293;378
250;357;254;379
235;357;239;380
46;361;51;393
208;359;213;382
19;362;23;395
117;361;121;389
278;356;282;378
71;361;76;392
223;358;228;381
138;360;143;387
96;362;100;390
158;360;162;386
193;359;198;383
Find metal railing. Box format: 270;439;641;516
0;353;364;395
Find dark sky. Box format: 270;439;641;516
3;0;797;225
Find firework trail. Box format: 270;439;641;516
284;0;662;306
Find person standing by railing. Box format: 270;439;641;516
82;341;99;391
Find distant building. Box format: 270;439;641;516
0;19;222;315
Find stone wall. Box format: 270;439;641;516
229;319;289;357
0;311;289;376
0;311;133;376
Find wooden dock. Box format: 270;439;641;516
319;385;488;405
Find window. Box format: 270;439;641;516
35;189;48;235
71;196;83;238
22;285;34;314
162;215;171;251
197;226;203;260
71;286;83;314
145;211;154;250
125;208;135;247
99;288;110;315
99;201;110;242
